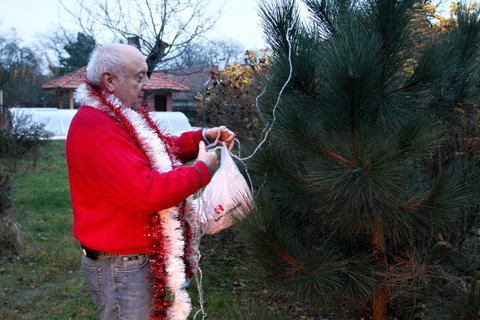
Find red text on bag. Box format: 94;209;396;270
215;204;225;215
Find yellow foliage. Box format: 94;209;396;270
201;49;270;91
402;58;416;75
195;49;270;141
423;3;436;12
425;1;480;32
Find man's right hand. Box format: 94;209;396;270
196;141;219;171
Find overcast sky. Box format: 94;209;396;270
0;0;267;50
1;0;452;51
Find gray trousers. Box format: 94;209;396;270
82;252;153;320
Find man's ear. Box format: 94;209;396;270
102;72;116;92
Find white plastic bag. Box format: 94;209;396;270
199;146;253;234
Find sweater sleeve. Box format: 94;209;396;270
166;130;204;163
73;120;210;215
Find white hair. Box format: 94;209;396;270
86;44;125;85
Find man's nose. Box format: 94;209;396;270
142;77;151;91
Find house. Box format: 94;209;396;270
42;66;190;111
161;66;218;120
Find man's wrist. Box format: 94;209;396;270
195;160;214;179
201;128;212;143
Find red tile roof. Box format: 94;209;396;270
42;67;190;92
148;73;190;92
161;66;218;100
42;67;87;89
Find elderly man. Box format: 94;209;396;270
66;43;235;320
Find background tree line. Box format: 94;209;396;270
1;0;249;109
0;0;248;257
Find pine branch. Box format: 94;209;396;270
266;238;315;276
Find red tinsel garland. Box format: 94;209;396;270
149;213;170;319
140;107;196;280
179;201;195;280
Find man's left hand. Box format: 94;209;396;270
204;127;236;151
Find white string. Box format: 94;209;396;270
192;23;294;319
232;24;295;162
192;251;207;320
192;192;207;320
255;83;268;122
227;24;294;195
205;125;226;151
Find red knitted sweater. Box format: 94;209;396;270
66;106;211;254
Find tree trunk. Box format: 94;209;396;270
146;39;169;76
371;217;388;320
372;286;388;320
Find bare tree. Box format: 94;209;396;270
0;30;47;107
166;38;244;70
59;0;223;73
36;28;75;76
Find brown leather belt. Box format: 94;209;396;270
81;244;112;260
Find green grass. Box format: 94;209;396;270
1;141;96;320
0;140;289;320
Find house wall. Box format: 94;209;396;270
0;106;12;129
147;92;173;112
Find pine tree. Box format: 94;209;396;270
238;1;480;319
59;32;96;75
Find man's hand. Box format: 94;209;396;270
204;127;236;151
197;141;219;171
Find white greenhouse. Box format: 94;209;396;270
9;108;193;139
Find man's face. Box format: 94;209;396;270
109;47;150;109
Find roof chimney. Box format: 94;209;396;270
127;36;141;50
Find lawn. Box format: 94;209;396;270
0;140;304;320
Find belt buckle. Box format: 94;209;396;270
82;245;99;260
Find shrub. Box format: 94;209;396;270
0;171;21;256
0;109;52;169
195;50;270;143
0;108;51;256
